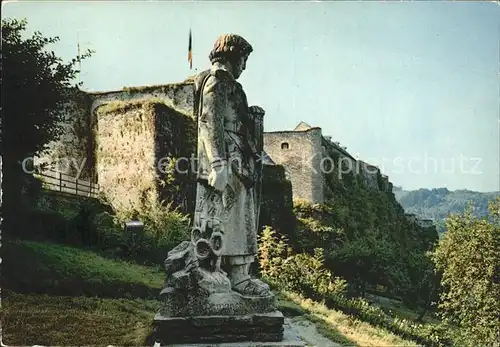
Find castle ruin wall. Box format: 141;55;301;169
264;128;324;203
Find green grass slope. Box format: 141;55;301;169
1;239;165;346
2;291;160;346
2;239;164;298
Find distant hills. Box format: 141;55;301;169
393;187;500;234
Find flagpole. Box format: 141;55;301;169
188;29;193;70
77;30;81;84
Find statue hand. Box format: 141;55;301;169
208;164;229;192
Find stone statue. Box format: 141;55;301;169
191;33;270;296
153;34;287;345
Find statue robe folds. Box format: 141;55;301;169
193;66;264;261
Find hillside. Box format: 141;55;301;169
0;239;163;345
394;187;500;232
281;139;441;306
1;239;426;347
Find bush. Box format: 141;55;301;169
11;188;189;265
258;226;454;347
93;212;122;250
259;226;347;299
113;198;190;265
12;191;115;245
118;225;154;261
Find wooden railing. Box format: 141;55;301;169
35;169;100;198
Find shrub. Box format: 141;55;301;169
258;226;347;299
22;207;70;241
113;196;190;265
258;226;454;347
93;212;122;250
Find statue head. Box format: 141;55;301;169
209;34;253;79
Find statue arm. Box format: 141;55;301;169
200;75;229;168
249;106;265;152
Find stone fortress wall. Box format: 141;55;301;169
37;79;430;227
263;122;392;204
40;82;393;209
37;82;196;212
263;126;324;204
38;83;194;178
263;122;433;228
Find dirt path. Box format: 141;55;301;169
285;318;343;347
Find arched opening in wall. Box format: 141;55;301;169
281;142;289;150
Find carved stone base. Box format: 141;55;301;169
159;288;277;317
153;311;286;345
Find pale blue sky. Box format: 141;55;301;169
3;1;499;192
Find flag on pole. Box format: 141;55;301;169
188;29;193;69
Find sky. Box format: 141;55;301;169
3;0;500;192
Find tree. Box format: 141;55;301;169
400;250;441;320
331;232;399;297
432;197;500;346
1;18;93;230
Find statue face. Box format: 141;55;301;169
232;55;248;79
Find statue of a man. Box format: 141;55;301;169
191;34;270;296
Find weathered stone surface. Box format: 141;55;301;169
159;289;277;317
153;311;286;345
93;89;196;213
153;33;286;345
263;127;324;204
158;325;306;347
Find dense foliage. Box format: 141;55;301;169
259;227;348;298
17;189;190;266
1;18;93;230
432;197;500;346
258;227;453;347
2;239;164;299
283;142;440;309
109;195;190;264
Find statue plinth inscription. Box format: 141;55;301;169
152;34;285;346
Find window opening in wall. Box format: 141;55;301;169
281;142;289;150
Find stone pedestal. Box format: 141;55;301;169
153;311;285;345
158;287;277;317
154;286;288;345
158;324;306;347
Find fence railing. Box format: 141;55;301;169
35;169;100;198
